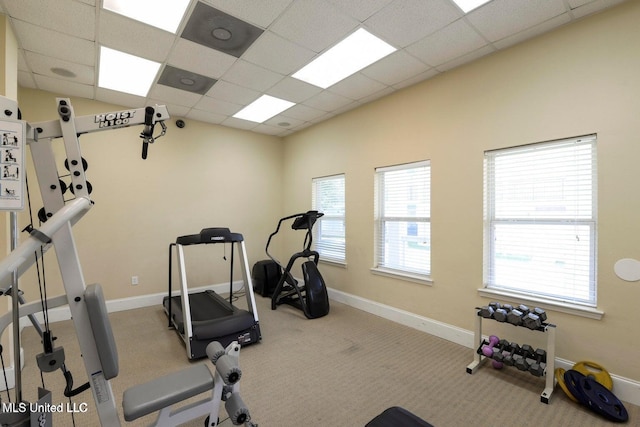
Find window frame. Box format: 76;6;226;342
483;135;598;311
312;174;346;265
373;160;432;283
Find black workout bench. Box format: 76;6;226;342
366;407;433;427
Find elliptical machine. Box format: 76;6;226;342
266;211;330;319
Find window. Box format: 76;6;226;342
312;174;346;263
484;135;597;306
374;161;431;278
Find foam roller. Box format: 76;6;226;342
225;392;250;425
206;341;225;363
216;355;242;385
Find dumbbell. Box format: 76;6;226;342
481;335;500;358
528;348;547;376
491;339;511;362
479;302;501;319
493;304;513;322
522;308;548;330
503;343;521;366
507;304;530;326
515;344;533;371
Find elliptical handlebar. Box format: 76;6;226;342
265;211;323;266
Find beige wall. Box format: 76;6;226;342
16;88;284;301
282;1;640;381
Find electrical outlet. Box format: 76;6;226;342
131;276;139;286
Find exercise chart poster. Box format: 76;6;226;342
0;118;25;211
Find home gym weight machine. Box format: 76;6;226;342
266;211;330;319
0;96;257;426
165;227;261;360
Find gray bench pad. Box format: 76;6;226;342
122;364;214;421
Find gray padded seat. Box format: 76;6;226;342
122;364;214;421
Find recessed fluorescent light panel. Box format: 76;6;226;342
98;47;161;97
452;0;492;13
233;95;295;123
292;28;396;89
102;0;190;33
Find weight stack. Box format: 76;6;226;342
252;260;281;297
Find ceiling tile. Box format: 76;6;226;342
466;0;567;43
302;90;355;112
194;96;243;116
492;13;571;50
392;68;440;90
264;114;306;129
435;44;496;71
24;51;94;85
326;0;394;21
280;103;328;122
157;65;217;95
166;39;237;80
205;81;261;105
406;19;488;67
221;116;260;131
358;86;395;105
4;0;95;40
147;84;203;108
34;74;94;99
181;2;263;58
569;0;627;18
95;88;146;108
147;100;191;118
186;108;227;124
361;50;432;86
328;74;388;100
270;0;359;52
365;0;462;47
201;0;294;28
242;31;316;76
12;20;95;66
98;11;175;63
220;60;284;93
266;77;323;103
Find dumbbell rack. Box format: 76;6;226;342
466;308;557;404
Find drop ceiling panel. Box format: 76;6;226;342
194;96;243;116
33;75;94;99
242;31;316;76
99;12;176;63
328;74;389;100
365;0;462;47
4;0;95;40
1;0;630;136
202;0;295;28
205;81;260;105
24;51;94;85
406;19;488;67
270;0;359;53
362;50;432;86
220;60;283;93
181;2;263;58
166;39;237;79
466;0;567;43
267;77;323;103
327;0;395;21
12;20;95;66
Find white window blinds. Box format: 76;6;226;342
312;174;346;263
484;135;597;305
374;161;431;277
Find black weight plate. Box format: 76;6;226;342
563;369;589;405
580;377;629;423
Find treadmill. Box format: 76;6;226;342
163;227;261;359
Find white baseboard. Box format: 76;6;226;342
14;283;640;407
327;287;640;407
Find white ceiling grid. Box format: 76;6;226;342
0;0;628;136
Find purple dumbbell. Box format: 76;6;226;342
482;335;500;358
